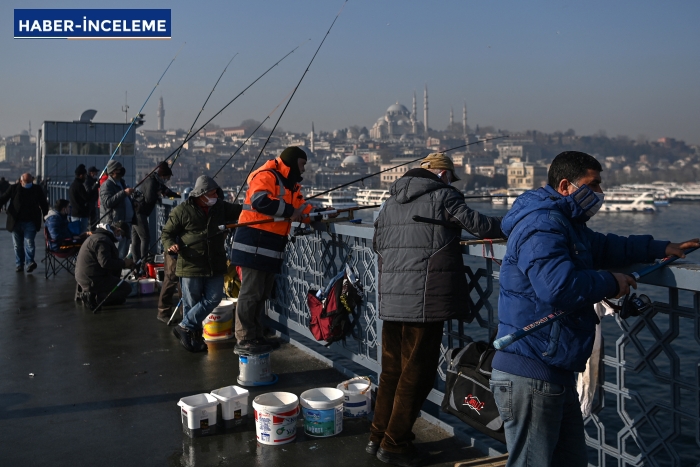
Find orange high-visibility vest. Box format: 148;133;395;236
238;157;313;236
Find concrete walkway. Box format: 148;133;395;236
0;214;485;467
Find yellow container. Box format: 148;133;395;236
202;299;236;341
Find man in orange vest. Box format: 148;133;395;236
230;146;315;353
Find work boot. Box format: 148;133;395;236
366;440;380;455
192;329;208;352
376;447;424;467
234;340;270;355
26;262;37;273
16;265;24;273
173;325;196;352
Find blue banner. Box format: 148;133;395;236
14;9;171;39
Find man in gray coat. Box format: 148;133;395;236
369;153;503;466
100;160;134;258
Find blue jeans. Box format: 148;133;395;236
12;221;37;267
490;368;588;467
69;216;89;234
180;275;224;331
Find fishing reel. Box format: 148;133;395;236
606;293;653;319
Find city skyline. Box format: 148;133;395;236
1;1;699;144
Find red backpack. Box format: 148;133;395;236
307;264;363;345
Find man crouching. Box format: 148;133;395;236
161;175;241;352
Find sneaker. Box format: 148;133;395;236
192;329;208;352
172;325;196;352
26;262;37;273
16;265;24;272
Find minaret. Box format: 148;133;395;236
463;101;467;137
157;96;164;131
449;107;454;129
423;85;429;137
310;122;315;153
411;91;418;134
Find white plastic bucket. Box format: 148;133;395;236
138;278;157;295
253;392;299;445
177;393;219;437
337;377;372;418
202;299;236;341
237;352;274;386
300;388;344;437
211;385;249;429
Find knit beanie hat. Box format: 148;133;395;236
88;166;98;174
75;164;87;176
156;161;173;177
106;160;123;175
279;146;308;184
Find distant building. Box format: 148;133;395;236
507;162;548;190
37;110;140;185
379;157;422;187
0;134;35;165
370;101;421;140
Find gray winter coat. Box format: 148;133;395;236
100;176;134;224
373;168;502;323
75;229;126;293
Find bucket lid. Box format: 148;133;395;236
253;392;298;413
178;393;219;410
300;388;344;409
211;385;249;401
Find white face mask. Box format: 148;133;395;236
571;182;605;218
439;170;452;186
203;195;217;207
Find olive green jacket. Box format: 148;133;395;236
161;198;241;277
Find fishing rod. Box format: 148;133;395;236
92;257;148;313
234;0;349;202
170;53;238;168
212;86;296;179
492;247;699;350
99;42;186;179
306;135;509;201
132;41;308;191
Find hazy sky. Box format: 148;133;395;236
2;1;699;143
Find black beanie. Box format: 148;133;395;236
156;161;173;177
75;164;87;176
279;147;307;166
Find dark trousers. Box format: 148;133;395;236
131;213;150;265
370;320;444;453
78;276;132;306
235;267;275;341
157;252;180;318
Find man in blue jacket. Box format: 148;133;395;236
490;151;698;467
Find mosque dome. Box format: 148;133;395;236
387;102;409;115
341;155;366;167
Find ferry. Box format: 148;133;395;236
355;189;391;206
305;189;358;210
507;189;527;206
600;192;656;213
490;189;507;206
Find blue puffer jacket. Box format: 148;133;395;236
492;186;668;385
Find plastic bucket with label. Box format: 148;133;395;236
138;278;157;295
202;299;236;341
252;392;299;445
300;387;344;437
177;393;219;438
337;377;372;418
211;385;249;429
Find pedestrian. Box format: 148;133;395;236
0;177;10;210
370;153;502;466
75;220;134;308
490;151;699;467
69;164;91;233
99;160;135;258
85;166;99;229
161;175;241;352
0;173;49;273
44;199;85;251
132;161;179;275
230;146;318;353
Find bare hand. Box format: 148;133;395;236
324;206;339;219
290;206;304;223
124;258;134;269
665;238;700;258
612;272;637;298
124;188;134;196
168;244;180;254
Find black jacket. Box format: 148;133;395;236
135;174;178;216
69;177;91;217
75;228;125;293
0;183;49;232
373;168;502;323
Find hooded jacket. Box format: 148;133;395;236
135;174;179;216
0;183;49;232
75;228;125;293
100;176;134;224
373;168;503;322
493;185;669;385
44;208;76;251
69;177;91;217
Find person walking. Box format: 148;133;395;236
0;173;49;273
132;161;179;275
0;177;10;210
85;166;99;230
69;164;91;234
490;151;699;467
370;153;503;467
161;175;241;352
230;146;317;353
99;160;135;258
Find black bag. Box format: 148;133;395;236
441;341;506;443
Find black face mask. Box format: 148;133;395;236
282;158;304;186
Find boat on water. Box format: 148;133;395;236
506;189;526;206
355;189;391;206
601;192;655;213
305;189;358;210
